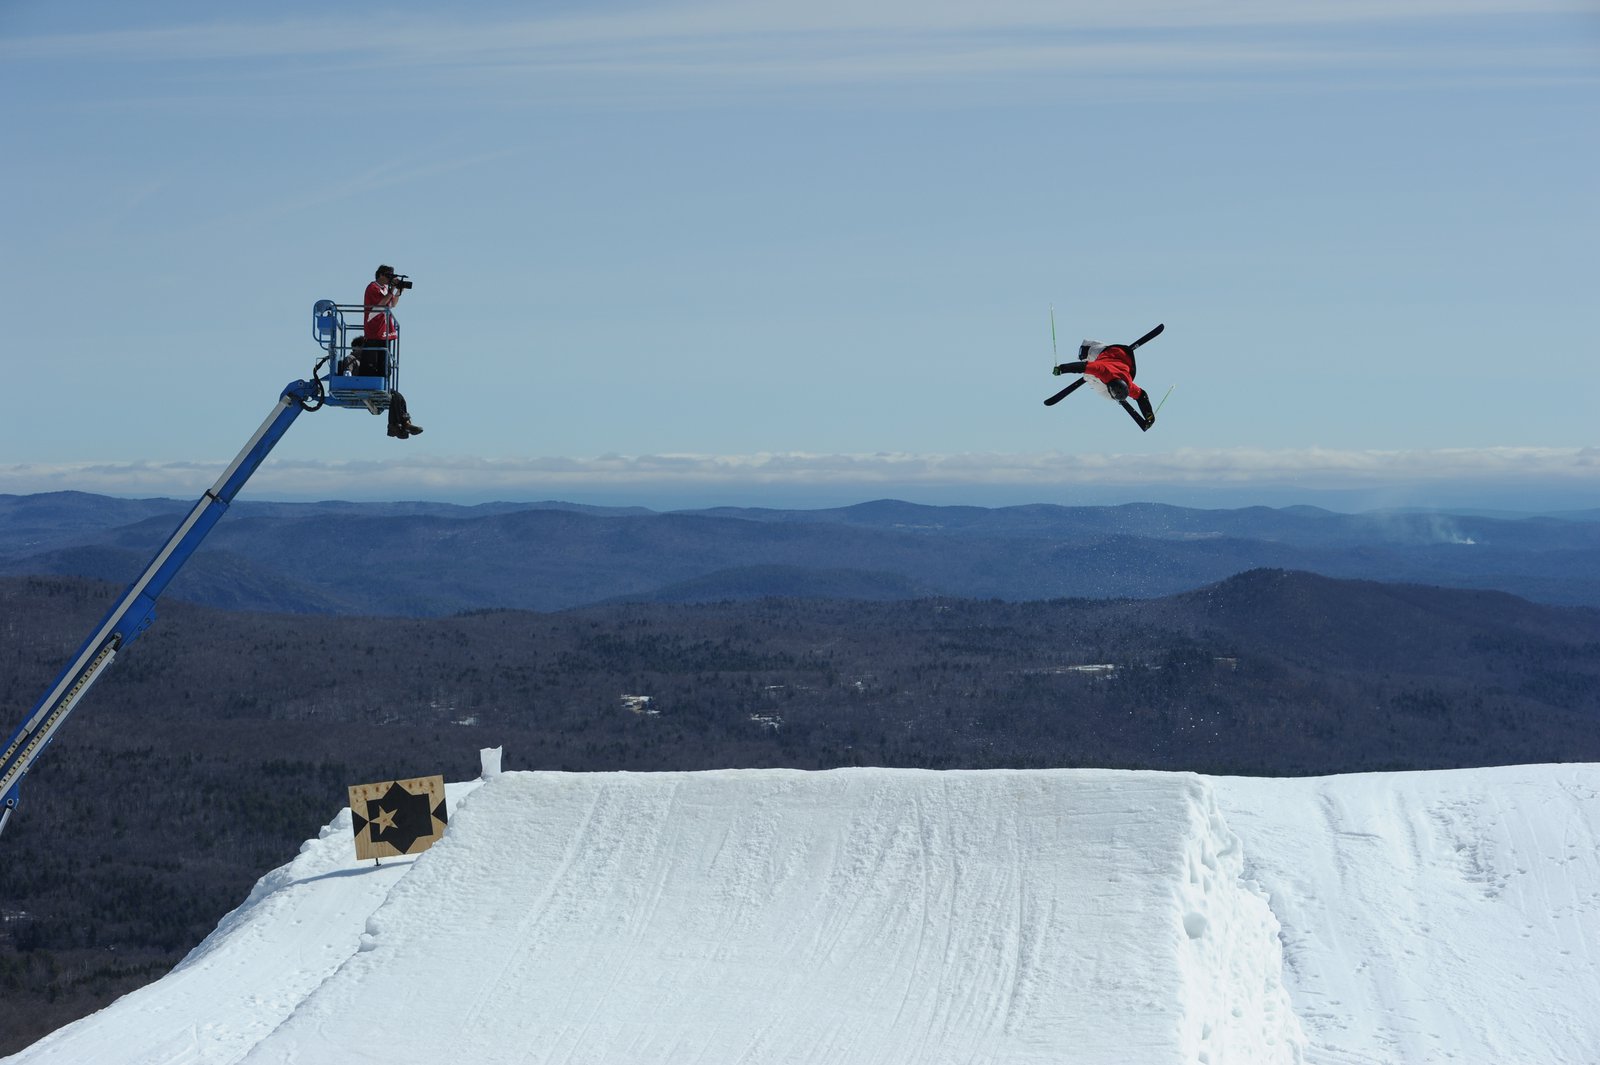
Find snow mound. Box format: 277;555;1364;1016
9;769;1304;1065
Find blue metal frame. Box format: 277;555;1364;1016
1;301;394;837
313;300;398;413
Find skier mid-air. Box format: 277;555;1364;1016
1043;322;1165;432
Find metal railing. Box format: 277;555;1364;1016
312;300;398;410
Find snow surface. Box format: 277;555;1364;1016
1214;765;1600;1064
7;764;1599;1065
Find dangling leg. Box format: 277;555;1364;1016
387;390;424;438
387;391;408;437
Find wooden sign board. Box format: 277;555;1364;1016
349;775;448;860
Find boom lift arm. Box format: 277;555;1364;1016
0;298;400;840
0;380;324;838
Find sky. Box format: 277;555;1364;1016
12;765;1600;1063
2;1;1597;510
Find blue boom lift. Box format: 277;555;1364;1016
0;301;401;838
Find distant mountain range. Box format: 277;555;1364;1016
4;490;1600;615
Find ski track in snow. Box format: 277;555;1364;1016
7;765;1599;1064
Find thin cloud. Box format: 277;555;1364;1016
5;447;1598;501
2;3;1587;94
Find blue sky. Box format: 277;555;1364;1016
2;1;1596;510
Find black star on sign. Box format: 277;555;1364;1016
361;781;436;854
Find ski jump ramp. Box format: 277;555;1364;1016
18;765;1600;1063
10;768;1304;1064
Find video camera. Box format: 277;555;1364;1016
390;274;414;291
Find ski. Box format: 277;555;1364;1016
1128;323;1164;350
1043;378;1085;406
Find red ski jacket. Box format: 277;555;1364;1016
1084;345;1145;400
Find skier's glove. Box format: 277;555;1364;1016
1051;364;1066;376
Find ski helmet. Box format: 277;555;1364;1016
1106;379;1130;402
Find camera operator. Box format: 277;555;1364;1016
361;263;423;439
363;264;405;347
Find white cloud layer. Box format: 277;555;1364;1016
4;447;1598;504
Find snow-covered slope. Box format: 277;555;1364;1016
1214;765;1600;1064
8;765;1599;1065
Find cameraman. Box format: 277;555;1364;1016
363;264;404;347
361;263;423;439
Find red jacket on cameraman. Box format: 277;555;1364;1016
364;266;401;341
